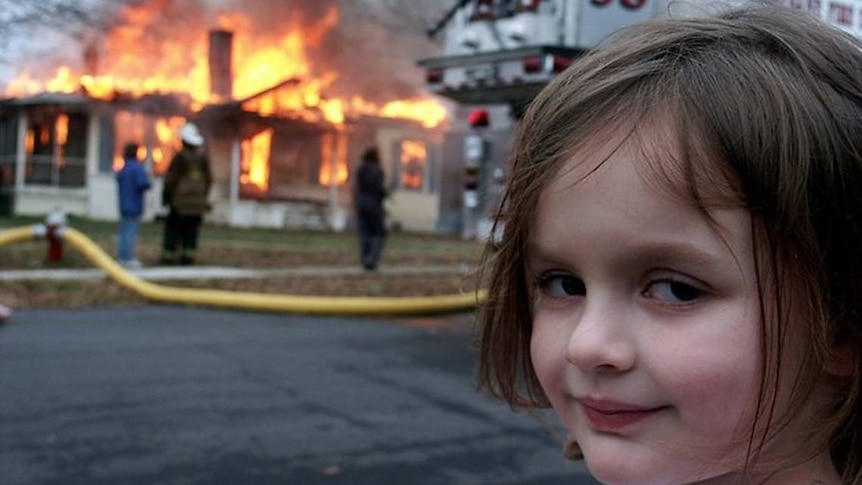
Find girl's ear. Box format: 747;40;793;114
827;344;855;377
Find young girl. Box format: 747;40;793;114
477;5;861;485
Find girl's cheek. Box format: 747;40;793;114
531;327;572;415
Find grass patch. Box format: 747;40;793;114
0;215;486;309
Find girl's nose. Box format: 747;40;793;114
565;300;636;373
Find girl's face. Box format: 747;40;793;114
527;127;825;484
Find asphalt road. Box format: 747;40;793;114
0;306;600;485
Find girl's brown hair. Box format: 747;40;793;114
477;5;862;481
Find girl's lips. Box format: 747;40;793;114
578;398;666;433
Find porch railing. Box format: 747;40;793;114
24;155;87;188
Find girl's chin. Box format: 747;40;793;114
578;439;729;485
584;455;733;485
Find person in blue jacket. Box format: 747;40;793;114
116;142;151;268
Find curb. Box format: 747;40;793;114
0;264;475;282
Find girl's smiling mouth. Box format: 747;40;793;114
578;397;668;433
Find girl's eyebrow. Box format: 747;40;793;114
526;238;728;271
622;241;726;268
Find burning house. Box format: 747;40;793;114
0;1;453;232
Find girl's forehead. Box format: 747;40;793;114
549;118;674;191
548;114;740;209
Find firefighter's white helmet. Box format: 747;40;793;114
180;122;204;147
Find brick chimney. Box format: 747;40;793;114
208;29;234;101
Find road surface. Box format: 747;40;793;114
0;306;600;485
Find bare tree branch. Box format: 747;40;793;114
340;0;452;43
0;0;111;65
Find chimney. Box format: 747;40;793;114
83;38;100;76
208;29;234;101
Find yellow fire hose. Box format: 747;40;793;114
0;225;485;316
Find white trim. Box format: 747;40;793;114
14;113;26;189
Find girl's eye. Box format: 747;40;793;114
645;279;703;304
538;274;586;298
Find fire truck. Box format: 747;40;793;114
419;0;664;238
419;0;661;114
419;0;861;239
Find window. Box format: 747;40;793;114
829;2;852;25
111;111;186;176
318;130;348;188
399;139;428;191
809;0;821;16
240;128;273;199
0;114;17;187
24;109;88;187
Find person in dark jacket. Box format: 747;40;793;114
116;142;151;268
353;147;388;270
159;122;212;266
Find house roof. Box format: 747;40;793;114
199;77;333;130
236;78;303;105
0;77;345;130
0;91;96;107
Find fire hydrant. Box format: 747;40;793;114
45;207;67;263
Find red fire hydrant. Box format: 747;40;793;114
45;207;67;263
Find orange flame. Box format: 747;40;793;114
5;3;446;127
319;130;349;187
228;8;336;102
111;112;186;173
5;1;449;195
240;129;273;192
56;114;69;146
400;139;427;190
55;114;69;168
25;130;34;155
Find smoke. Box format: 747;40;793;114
316;1;443;103
2;0;443;103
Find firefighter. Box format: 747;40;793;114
159;123;212;266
